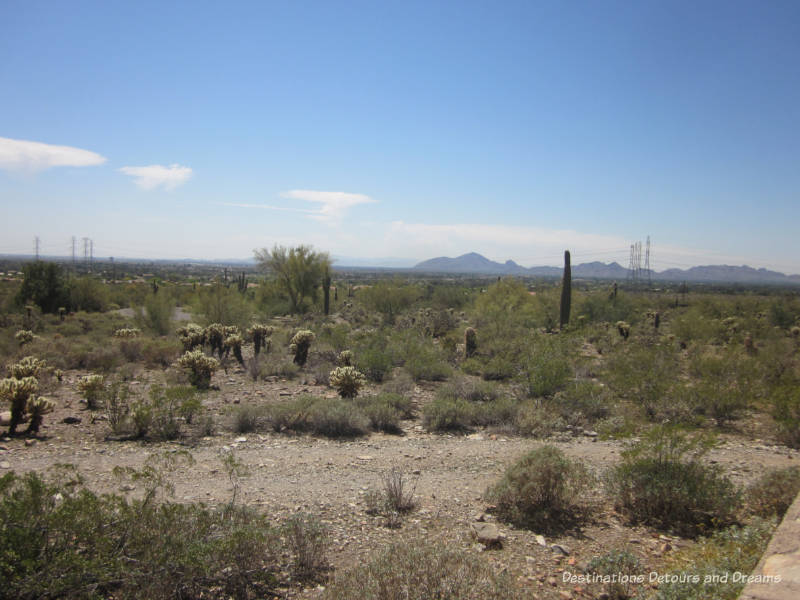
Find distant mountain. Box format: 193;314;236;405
413;253;800;285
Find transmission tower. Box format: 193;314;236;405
90;240;94;272
71;236;77;268
83;237;90;271
34;236;40;260
627;241;644;285
645;236;651;286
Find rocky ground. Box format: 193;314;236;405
1;368;797;599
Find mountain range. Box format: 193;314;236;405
413;253;800;285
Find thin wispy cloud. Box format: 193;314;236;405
218;202;316;214
119;164;192;190
0;136;106;171
281;189;377;222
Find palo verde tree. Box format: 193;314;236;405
16;261;69;314
254;245;331;314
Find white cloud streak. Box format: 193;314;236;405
119;164;192;190
0;136;107;171
280;189;377;222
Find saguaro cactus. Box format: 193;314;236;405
323;266;332;316
559;250;571;329
464;327;477;358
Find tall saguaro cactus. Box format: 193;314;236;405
559;250;571;329
323;265;332;316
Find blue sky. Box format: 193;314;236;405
1;0;799;272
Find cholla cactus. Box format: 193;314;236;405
77;374;105;409
338;350;353;366
25;396;54;434
177;349;219;389
464;327;477;358
329;366;366;398
616;321;630;340
791;326;800;338
15;330;35;346
112;327;141;338
289;330;315;366
0;376;39;435
177;324;206;351
54;369;64;382
10;356;47;379
224;334;245;366
205;323;226;357
744;334;756;354
248;324;274;356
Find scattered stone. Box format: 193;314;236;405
470;522;505;548
551;544;571;556
120;484;135;491
583;430;598;437
535;534;547;546
356;455;374;461
235;437;247;443
24;439;37;447
473;512;486;522
0;461;10;469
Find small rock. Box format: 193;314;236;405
356;455;374;461
62;416;82;425
235;437;247;443
559;591;572;600
470;522;505;549
24;439;37;447
583;430;598;437
120;484;135;491
535;534;547;546
473;512;486;522
0;461;10;469
551;544;571;556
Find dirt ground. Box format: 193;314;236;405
2;367;797;599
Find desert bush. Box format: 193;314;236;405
555;381;611;424
653;519;775;600
329;366;366;398
381;371;415;397
746;466;800;519
0;466;285;600
196;281;253;329
359;280;418;324
258;354;300;379
366;468;418;522
290;330;315;366
141;337;181;367
323;539;521;600
401;336;451;381
118;338;143;362
422;395;475;432
283;513;329;582
233;404;263;433
15;261;69;313
486;445;591;531
262;396;317;432
606;426;739;536
770;384;800;448
177;349;219;389
689;348;755;426
513;402;567;438
516;336;572;398
76;374;105;409
354;395;403;433
374;391;414;419
586;549;642;600
105;380;132;435
137;289;173;336
353;337;394;382
308;398;369;437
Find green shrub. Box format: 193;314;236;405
0;466;286;600
770;384;800;448
422;395;475;432
653;520;776;600
353;340;394;382
746;466;800;519
76;374;105;409
355;395;403;433
323;539;521;600
486;445;591;531
689;349;755;426
233;404;263;434
516;338;572;398
586;549;642;600
283;513;329;582
606;426;739;536
513;402;567;438
308;398;369;437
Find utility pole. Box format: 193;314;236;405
110;256;115;282
89;239;94;273
71;236;76;269
82;237;90;272
34;236;40;260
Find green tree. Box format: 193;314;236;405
254;245;330;314
16;261;68;314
